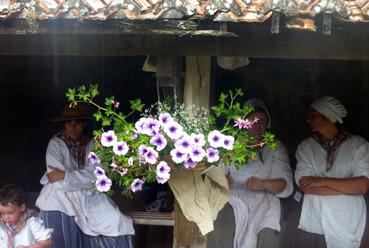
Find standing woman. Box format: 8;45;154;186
36;104;135;248
295;96;369;248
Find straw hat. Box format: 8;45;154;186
51;103;92;122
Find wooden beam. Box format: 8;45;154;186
0;22;367;59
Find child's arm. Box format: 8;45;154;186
26;217;53;248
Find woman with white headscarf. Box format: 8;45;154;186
295;95;369;248
208;99;293;248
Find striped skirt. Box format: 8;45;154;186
39;211;133;248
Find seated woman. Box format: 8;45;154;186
295;96;369;248
36;103;135;248
208;99;293;248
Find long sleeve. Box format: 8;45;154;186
351;137;369;178
295;139;319;186
45;137;95;191
271;142;293;198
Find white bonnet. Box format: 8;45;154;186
244;98;271;129
310;95;347;124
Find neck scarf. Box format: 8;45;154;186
312;130;351;171
57;130;88;169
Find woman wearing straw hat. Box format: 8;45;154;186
295;96;369;248
35;103;135;248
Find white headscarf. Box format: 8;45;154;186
310;95;347;124
244;99;271;129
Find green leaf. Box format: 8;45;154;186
81;94;89;101
78;85;86;93
130;99;144;112
102;117;111;126
219;93;228;103
235;88;244;97
106;108;114;117
93;111;102;121
208;116;216;125
105;96;115;106
211;106;223;117
66;88;76;101
90;85;99;98
93;130;102;138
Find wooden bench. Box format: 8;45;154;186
125;211;174;226
124;204;207;247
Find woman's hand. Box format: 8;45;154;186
299;176;324;190
245;177;264;190
246;177;287;194
47;166;65;183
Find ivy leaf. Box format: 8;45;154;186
105;96;115;106
78;85;86;93
90;85;99;98
145;170;157;183
102;117;111;126
93;130;102;138
235;88;244;97
81;94;89;101
130;99;144;112
219;93;228;104
235;156;246;168
211;106;223;117
93;111;102;121
106;108;114;117
208;115;216;125
66;88;76;101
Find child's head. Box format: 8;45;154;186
0;184;26;226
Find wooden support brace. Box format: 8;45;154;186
323;13;332;35
271;11;280;34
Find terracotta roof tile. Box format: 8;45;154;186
0;0;366;22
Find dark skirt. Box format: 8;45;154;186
282;197;326;248
207;203;285;248
39;210;133;248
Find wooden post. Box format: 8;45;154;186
183;56;211;109
170;55;212;248
173;200;207;248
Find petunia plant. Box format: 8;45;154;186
66;85;276;197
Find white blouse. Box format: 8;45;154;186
0;223;8;248
0;217;53;248
295;135;369;248
226;141;293;248
36;136;135;237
